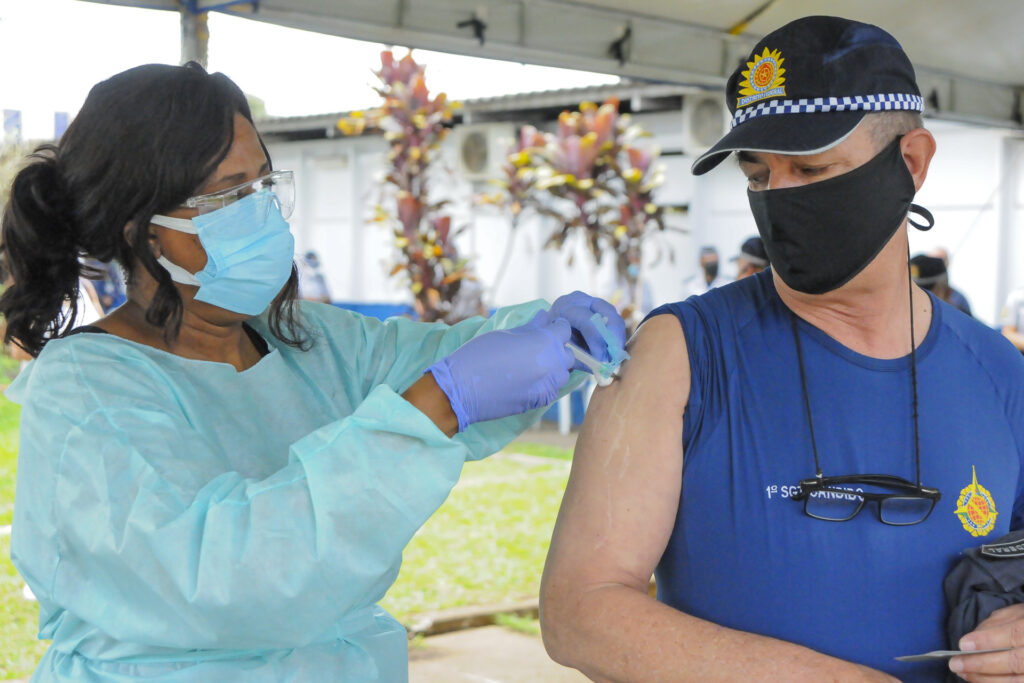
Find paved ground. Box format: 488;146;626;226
409;625;587;682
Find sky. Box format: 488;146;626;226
0;0;619;140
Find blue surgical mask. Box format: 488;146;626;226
151;188;295;316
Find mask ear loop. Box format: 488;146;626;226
151;214;199;234
908;204;934;231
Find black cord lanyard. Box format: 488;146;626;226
789;258;923;484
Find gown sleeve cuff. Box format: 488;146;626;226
291;384;469;526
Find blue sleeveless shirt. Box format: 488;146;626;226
649;270;1024;681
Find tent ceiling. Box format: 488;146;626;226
80;0;1024;128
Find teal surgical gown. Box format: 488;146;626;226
8;299;563;681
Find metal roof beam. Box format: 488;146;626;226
226;0;1023;129
76;0;1024;128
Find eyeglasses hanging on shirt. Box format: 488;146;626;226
787;257;941;527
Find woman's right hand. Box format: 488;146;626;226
427;311;575;431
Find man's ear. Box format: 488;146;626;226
901;128;936;192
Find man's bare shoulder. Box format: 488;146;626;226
546;312;691;595
632;312;687;352
617;313;690;404
574;312;690;458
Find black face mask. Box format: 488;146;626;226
703;261;719;280
747;137;934;295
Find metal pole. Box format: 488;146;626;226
557;395;571;436
180;6;209;68
997;138;1024;322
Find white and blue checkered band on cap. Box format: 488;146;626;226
730;93;925;128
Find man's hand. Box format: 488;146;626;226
950;603;1024;681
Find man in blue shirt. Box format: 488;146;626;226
541;15;1024;683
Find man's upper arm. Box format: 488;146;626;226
545;313;691;592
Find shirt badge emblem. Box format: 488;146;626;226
955;465;998;537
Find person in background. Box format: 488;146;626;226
732;235;770;279
909;253;972;317
540;15;1024;683
85;258;128;313
296;249;331;304
0;62;626;682
684;245;730;297
928;246;972;316
603;269;654;335
1001;284;1024;353
445;274;488;324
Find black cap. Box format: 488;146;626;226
909;254;946;287
692;16;922;175
731;236;769;267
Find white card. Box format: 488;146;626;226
895;648;1011;662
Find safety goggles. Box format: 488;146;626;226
184;170;295;218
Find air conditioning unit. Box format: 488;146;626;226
451;123;516;182
681;95;731;156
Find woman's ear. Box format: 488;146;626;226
901;128;937;192
124;221;162;258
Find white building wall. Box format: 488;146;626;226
266;113;1023;326
268;136;409;304
910;120;1014;326
1000;139;1024;317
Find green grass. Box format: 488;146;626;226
0;392;47;680
0;391;21;529
0;384;573;679
494;612;541;637
0;535;47;679
502;441;574;461
0;356;20;387
380;450;571;623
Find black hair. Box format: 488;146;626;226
864;111;925;151
0;62;309;356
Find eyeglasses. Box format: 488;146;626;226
787;304;941;528
791;474;941;526
184;170;295;218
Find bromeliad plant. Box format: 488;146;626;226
340;50;471;323
482;98;667;324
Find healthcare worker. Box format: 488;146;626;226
0;63;625;681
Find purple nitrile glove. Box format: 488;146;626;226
427;310;575;432
548;291;627;366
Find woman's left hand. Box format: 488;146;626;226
548;291;626;364
426;311;574;432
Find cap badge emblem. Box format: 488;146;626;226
738;47;787;108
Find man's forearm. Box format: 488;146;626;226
542;583;897;683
